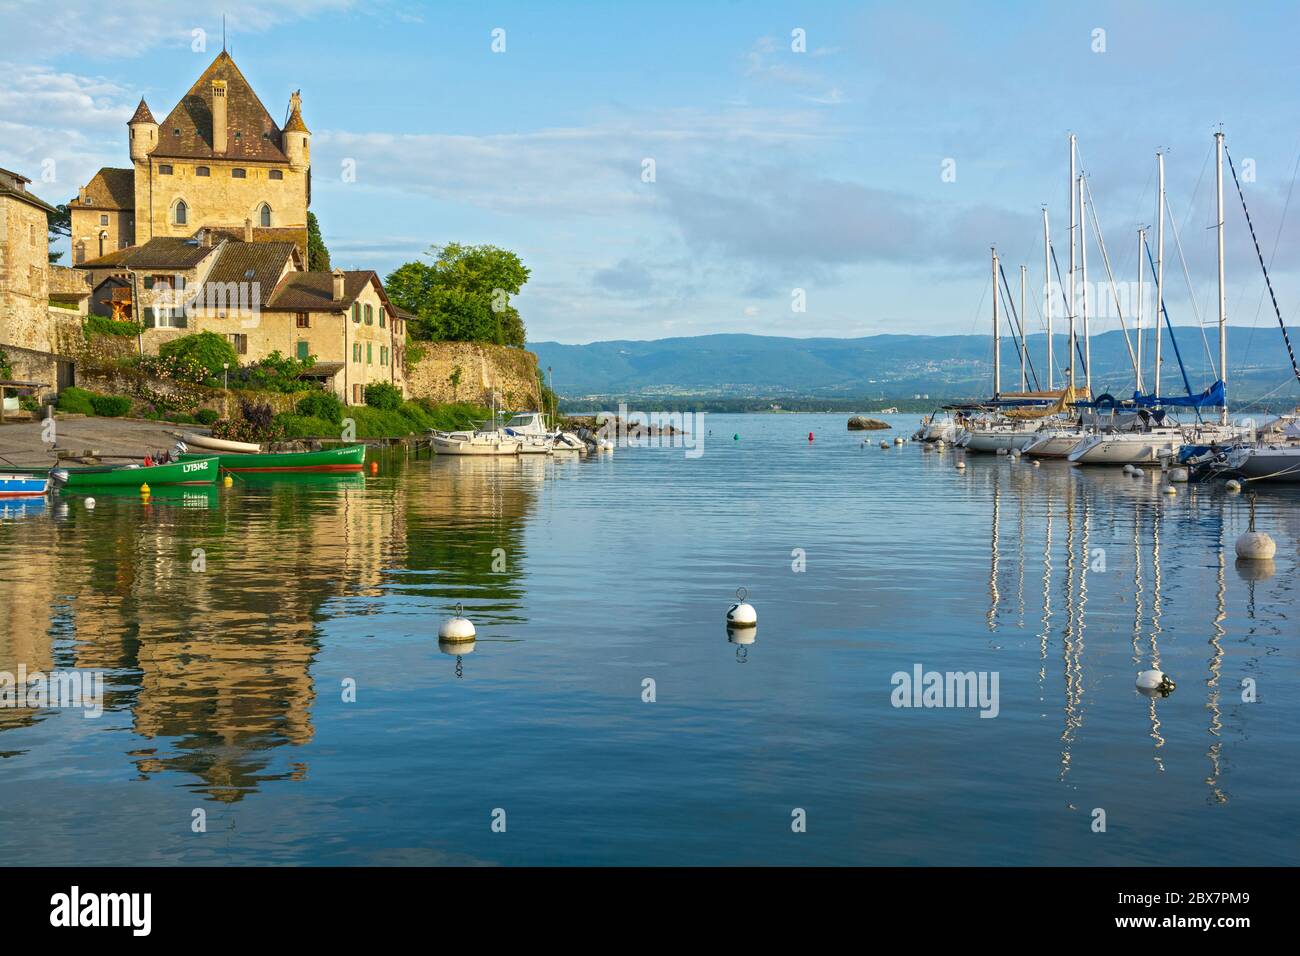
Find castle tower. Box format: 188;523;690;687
128;98;158;162
283;90;311;171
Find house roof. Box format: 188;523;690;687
201;241;300;307
78;167;135;210
151;51;290;163
129;98;156;124
75;236;222;271
0;167;58;216
267;270;381;311
196;224;308;259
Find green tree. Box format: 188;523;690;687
48;203;70;264
307;212;331;271
384;243;530;346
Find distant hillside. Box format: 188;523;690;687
529;328;1300;402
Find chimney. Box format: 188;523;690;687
243;217;253;242
332;268;345;302
212;80;228;154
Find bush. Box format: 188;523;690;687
19;396;41;413
211;398;282;444
364;382;403;411
56;387;97;415
274;413;338;438
84;314;142;338
233;351;315;393
158;331;238;378
296;390;344;424
90;394;132;417
194;408;219;426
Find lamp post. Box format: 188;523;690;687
223;362;229;391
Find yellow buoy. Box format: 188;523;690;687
140;482;151;496
223;475;233;487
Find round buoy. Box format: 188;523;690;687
222;475;233;487
726;587;757;628
955;460;967;470
1136;669;1176;694
370;461;379;474
1225;479;1242;493
140;482;150;497
1169;467;1189;483
84;497;96;509
1162;484;1177;495
1032;460;1041;468
894;436;903;445
880;441;889;449
438;603;477;642
438;637;476;656
1236;531;1276;560
733;434;739;441
1133;468;1145;478
1122;464;1134;474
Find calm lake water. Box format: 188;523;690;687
1;413;1297;865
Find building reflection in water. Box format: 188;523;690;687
0;462;539;800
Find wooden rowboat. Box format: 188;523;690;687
54;456;219;488
0;472;49;497
178;445;366;473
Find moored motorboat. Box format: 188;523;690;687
430;429;522;456
0;471;49;497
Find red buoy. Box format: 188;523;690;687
808;432;815;441
369;461;379;474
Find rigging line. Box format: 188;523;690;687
1162;192;1218;377
1049;241;1088;379
997;264;1041;390
1225;145;1300;387
1082;175;1139;382
1142;236;1198;400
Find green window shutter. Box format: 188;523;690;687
141;306;156;329
366;343;372;364
297;340;309;360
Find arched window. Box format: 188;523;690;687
174;200;187;225
98;231;108;257
259;203;271;227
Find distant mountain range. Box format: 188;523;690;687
529;328;1300;402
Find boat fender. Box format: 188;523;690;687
726;587;757;628
85;497;95;509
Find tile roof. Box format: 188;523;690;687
196;224;308;259
75;236;222;271
152;51;290;163
201;241;299;307
267;271;379;311
129;98;156;124
79;167;135;210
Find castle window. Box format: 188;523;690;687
173;128;180;136
227;333;248;355
296;312;310;328
364;304;373;325
159;164;173;175
196;166;210;177
234;132;242;140
100;214;109;225
232;168;247;179
352;303;361;323
259;203;271;227
174;200;187;225
269;169;284;181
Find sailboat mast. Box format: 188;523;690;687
1079;174;1091;396
1215;129;1228;425
1136;227;1144;393
1020;264;1028;391
1155;151;1165;401
993;247;1001;399
1043;208;1053;390
1068;134;1077;393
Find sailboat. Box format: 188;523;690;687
430;393;523;456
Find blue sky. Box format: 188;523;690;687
5;0;1300;346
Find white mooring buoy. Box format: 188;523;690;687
1162;484;1177;496
955;460;967;470
1122;464;1134;475
1031;459;1041;468
438;603;477;642
1133;468;1145;478
1235;493;1277;560
1169;467;1189;482
1225;479;1242;493
726;587;757;628
84;497;96;509
1136;669;1176;694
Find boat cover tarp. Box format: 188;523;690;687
1131;380;1225;409
1002;387;1089;420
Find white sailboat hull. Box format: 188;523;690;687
1229;445;1300;482
1022;430;1087;458
1067;431;1183;465
963;427;1042;453
431;432;522;456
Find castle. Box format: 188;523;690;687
72;51;312;264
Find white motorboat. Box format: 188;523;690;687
501;411;588;454
430;429;522;456
919;413;961;443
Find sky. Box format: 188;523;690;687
5;0;1300;348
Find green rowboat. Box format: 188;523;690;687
178;444;366;473
54;456;219;488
